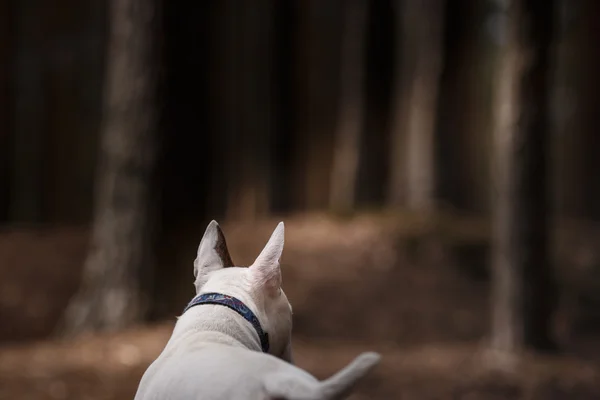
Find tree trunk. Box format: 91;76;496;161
225;0;275;221
387;0;411;206
388;0;445;211
10;0;45;223
60;0;161;335
43;0;107;224
329;0;368;213
403;0;444;211
0;0;11;221
489;0;557;364
551;0;600;222
270;0;296;214
356;0;394;207
574;0;600;221
294;0;340;211
436;0;492;214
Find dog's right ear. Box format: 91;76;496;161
249;222;284;296
194;220;234;289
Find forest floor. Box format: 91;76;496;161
1;212;600;399
2;323;600;400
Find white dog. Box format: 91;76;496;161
134;220;380;400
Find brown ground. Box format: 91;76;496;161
1;213;600;399
2;324;600;400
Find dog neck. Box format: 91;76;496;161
183;293;269;352
167;293;267;354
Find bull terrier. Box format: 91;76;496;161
134;220;380;399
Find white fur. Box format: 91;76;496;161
134;221;380;400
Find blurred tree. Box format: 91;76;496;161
43;0;106;224
388;0;445;211
552;0;578;218
329;0;368;213
10;0;45;222
489;0;557;363
223;0;275;221
0;0;10;221
508;0;600;223
357;0;394;207
294;0;340;211
60;0;162;334
270;0;297;214
387;0;410;207
570;0;600;221
437;0;493;213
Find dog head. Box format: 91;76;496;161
193;220;293;362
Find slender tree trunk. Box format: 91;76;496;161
60;0;161;334
294;0;340;211
10;0;45;222
388;0;445;211
402;0;444;211
387;0;412;206
75;0;108;223
0;0;11;221
225;0;275;221
575;0;600;220
489;0;557;364
270;0;296;213
553;0;600;221
436;0;492;213
356;0;393;207
329;0;368;213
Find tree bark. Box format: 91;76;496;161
489;0;557;362
388;0;444;211
60;0;161;334
329;0;368;213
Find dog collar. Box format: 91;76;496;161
183;292;270;353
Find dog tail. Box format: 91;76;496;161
263;352;380;400
318;352;381;399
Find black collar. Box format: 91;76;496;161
183;292;270;353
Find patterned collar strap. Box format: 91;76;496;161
183;292;270;353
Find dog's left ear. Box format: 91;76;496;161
194;220;234;290
250;222;284;295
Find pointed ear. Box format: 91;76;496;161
194;220;234;288
250;222;284;294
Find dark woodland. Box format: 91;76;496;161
1;0;600;398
